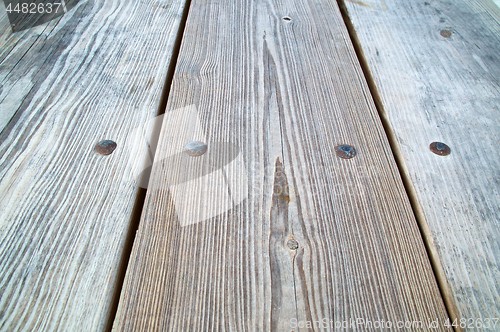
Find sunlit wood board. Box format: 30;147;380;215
113;0;451;330
0;0;187;330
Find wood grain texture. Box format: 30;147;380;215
113;0;451;330
343;0;500;326
0;0;186;330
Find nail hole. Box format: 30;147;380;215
440;29;451;38
184;141;208;157
334;144;357;159
95;140;117;156
429;142;451;156
287;238;299;250
283;16;291;21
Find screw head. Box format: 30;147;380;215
440;29;452;38
184;141;208;157
335;144;357;159
287;238;299;250
94;140;117;155
429;142;451;156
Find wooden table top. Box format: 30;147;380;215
0;0;499;331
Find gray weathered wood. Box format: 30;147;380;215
113;0;451;330
0;0;187;330
343;0;500;327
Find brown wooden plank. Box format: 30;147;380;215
342;0;500;328
0;0;187;330
113;0;451;330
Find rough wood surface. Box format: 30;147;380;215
0;0;186;330
343;0;500;326
113;0;451;330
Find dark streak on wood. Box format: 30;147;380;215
269;157;294;330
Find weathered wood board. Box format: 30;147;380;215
0;0;187;330
342;0;500;327
113;0;451;330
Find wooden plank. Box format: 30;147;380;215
113;0;452;330
341;0;500;327
0;0;187;330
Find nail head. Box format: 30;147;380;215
440;29;451;38
429;142;450;156
94;140;117;155
184;141;208;157
335;144;357;159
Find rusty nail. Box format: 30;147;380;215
429;142;451;156
335;144;357;159
94;140;117;155
440;29;451;38
184;141;208;157
287;238;299;250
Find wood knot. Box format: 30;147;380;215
287;238;299;250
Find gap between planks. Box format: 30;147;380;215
335;0;459;329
